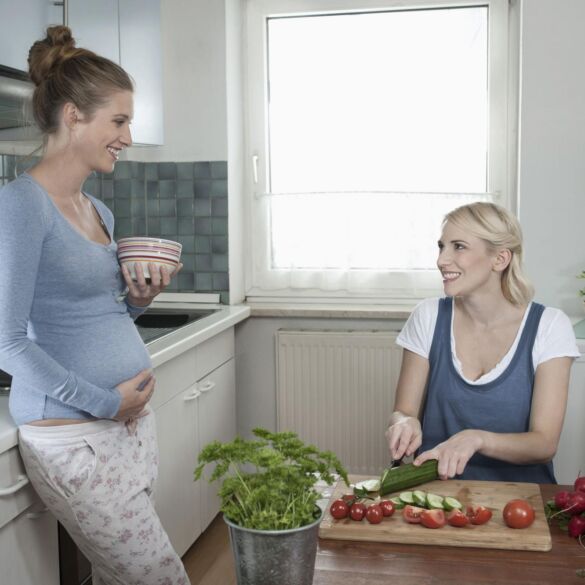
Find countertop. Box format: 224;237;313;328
314;484;585;585
0;304;250;455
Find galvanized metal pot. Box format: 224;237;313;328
224;510;323;585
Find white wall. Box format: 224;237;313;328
127;0;228;162
518;0;585;316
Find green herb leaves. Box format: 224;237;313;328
194;428;349;531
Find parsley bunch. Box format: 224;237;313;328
194;428;349;531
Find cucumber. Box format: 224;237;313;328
443;496;463;511
379;460;439;496
389;496;405;510
426;493;445;509
413;490;427;507
399;491;415;505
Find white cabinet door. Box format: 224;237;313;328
154;385;201;557
554;356;585;484
0;0;63;72
197;358;236;531
0;503;59;585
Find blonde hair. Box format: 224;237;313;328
27;26;133;135
444;202;533;306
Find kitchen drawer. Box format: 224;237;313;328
0;446;36;530
151;328;235;410
193;328;234;382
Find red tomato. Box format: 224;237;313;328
379;500;395;517
420;509;446;529
341;494;356;505
502;499;535;529
365;504;383;524
329;499;349;520
446;509;470;528
403;505;424;524
466;505;492;525
349;503;367;521
574;476;585;494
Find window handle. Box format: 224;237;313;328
0;474;29;496
252;154;259;184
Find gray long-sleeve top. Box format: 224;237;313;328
0;173;151;425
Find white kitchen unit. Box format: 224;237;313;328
67;0;164;145
554;346;585;485
0;445;59;585
153;327;237;557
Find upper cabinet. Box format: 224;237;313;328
0;0;63;73
68;0;164;145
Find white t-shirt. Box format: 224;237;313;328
396;298;581;385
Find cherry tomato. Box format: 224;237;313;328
365;504;383;524
420;509;446;529
379;500;395;517
502;499;535;529
574;476;585;494
403;505;424;524
329;499;349;520
341;494;356;505
349;502;367;521
466;505;492;525
446;509;470;528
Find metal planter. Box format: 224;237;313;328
224;510;322;585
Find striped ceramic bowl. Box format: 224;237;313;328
117;237;182;280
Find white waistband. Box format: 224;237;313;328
19;418;119;441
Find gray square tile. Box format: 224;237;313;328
194;198;211;217
131;198;145;216
115;218;132;238
177;198;193;216
213;272;229;290
211;236;228;254
195;236;210;254
178;217;194;235
132;218;146;235
159;180;176;199
115;199;131;218
158;162;176;180
211;197;227;217
211;254;228;272
160;217;177;235
211;218;227;235
113;161;131;179
219;291;230;305
130;161;145;180
210;179;227;197
195;254;212;271
114;179;131;198
177;180;194;198
147;199;159;216
131;179;144;197
145;163;158;181
147;181;159;199
176;162;193;180
195;273;212;290
194;162;211;179
194;218;212;235
148;217;161;236
194;180;212;198
159;199;176;217
181;254;195;272
178;272;195;290
178;235;195;253
210;161;227;179
102;180;114;199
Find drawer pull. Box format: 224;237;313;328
0;474;30;496
183;389;201;402
26;508;49;520
198;380;216;393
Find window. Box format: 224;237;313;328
245;0;514;301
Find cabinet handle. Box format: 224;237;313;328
198;380;216;393
0;474;30;496
183;389;201;402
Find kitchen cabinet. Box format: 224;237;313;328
153;328;236;556
0;0;63;73
554;351;585;484
0;446;59;585
67;0;164;145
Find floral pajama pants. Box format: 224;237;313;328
18;410;190;585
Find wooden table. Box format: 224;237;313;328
314;485;585;585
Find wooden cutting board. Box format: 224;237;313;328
319;475;552;551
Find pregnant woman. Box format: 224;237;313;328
0;26;188;584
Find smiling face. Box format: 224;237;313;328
437;221;500;298
71;90;134;174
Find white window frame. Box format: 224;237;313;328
243;0;516;303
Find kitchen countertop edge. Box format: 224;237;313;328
0;304;251;455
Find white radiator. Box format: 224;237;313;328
276;329;402;475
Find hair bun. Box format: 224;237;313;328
28;25;79;86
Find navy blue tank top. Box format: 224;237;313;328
419;297;555;483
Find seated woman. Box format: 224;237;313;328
385;202;579;482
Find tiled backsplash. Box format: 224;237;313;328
0;155;229;302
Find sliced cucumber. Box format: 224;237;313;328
412;490;427;507
399;491;415;505
354;478;381;492
426;493;445;509
443;496;463;511
389;496;405;510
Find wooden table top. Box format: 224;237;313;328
314;485;585;585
